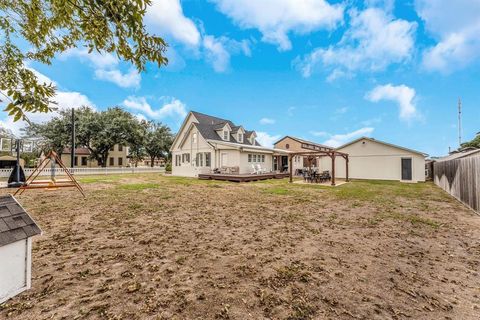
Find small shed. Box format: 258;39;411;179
0;195;41;304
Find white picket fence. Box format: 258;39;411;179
0;166;165;178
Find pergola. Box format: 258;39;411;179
288;150;349;186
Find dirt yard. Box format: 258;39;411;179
1;174;479;319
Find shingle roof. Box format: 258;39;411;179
0;195;41;247
191;111;260;146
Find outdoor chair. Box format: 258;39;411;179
251;164;260;174
256;164;268;174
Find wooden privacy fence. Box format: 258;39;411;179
434;155;480;213
0;166;165;178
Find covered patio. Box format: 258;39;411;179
287;150;349;186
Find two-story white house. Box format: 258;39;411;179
170;111;290;177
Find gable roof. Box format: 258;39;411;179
0;195;41;247
336;137;428;157
436;148;480;162
190;111;260;146
274;136;333;150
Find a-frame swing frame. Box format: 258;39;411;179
14;151;86;197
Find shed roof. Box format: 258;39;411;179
436;148;480;162
0;195;41;247
336;137;428;157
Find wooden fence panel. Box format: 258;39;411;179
434;156;479;213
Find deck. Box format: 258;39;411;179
198;172;290;182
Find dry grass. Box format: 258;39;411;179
0;174;479;319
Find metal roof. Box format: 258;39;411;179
0;195;41;247
336;137;428;157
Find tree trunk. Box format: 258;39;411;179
150;155;155;167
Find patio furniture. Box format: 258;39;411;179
256;164;268;174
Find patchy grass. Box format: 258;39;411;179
117;182;161;190
1;175;478;320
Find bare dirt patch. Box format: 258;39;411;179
1;175;479;319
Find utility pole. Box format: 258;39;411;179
70;108;75;168
458;97;462;147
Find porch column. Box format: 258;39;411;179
289;155;293;183
331;154;336;186
345;156;349;182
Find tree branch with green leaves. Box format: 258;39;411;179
0;0;168;121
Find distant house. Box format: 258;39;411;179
170;111;289;177
60;144;129;167
0;195;41;304
274;136;333;172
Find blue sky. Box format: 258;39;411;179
2;0;480;156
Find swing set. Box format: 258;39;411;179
14;150;85;197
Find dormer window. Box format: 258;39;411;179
223;130;229;141
238;133;243;143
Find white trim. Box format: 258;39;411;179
337;137;428;157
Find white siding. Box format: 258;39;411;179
320;138;426;182
0;238;32;304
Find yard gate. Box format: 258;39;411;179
434;155;480;213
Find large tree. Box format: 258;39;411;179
144;121;173;167
23;108;75;155
461;133;480;149
76;107;138;167
127;120;148;167
0;0;168;121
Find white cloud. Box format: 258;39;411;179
203;35;251;72
61;48;118;69
323;127;374;147
365;84;417;121
310;131;328;137
415;0;480;72
335;107;348;114
122;96;187;120
145;0;201;47
95;68;141;89
259;117;275;125
61;48;141;88
1;70;94;136
210;0;344;51
295;7;416;78
256;131;281;148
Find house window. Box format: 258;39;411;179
175;155;181;166
205;152;211;167
182;153;190;163
81;157;88;166
109;157;114;166
74;156;78;166
261;155;265;162
248;154;252;162
118;145;123;152
196;153;203;167
238;133;243;143
253;154;257;162
110;146;115;151
118;157;123;166
285;144;290;149
192;133;197;144
223;130;229;141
